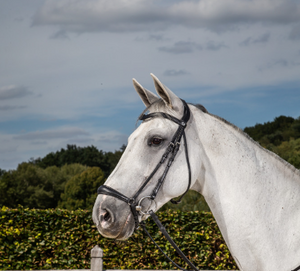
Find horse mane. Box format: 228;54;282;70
192;104;300;178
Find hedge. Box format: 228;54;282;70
0;206;238;270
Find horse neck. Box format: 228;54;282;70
192;109;300;269
194;111;300;204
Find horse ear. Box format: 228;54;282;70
133;78;159;107
150;73;182;112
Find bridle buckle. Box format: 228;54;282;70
168;142;175;150
136;196;157;215
135;205;142;212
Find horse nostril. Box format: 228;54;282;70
99;207;115;229
100;209;113;225
103;211;111;222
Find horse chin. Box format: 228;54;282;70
115;213;135;240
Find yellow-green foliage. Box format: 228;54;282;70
0;206;237;270
244;115;300;170
269;138;300;169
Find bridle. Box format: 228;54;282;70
97;99;199;271
97;99;191;228
96;99;300;271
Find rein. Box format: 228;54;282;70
96;99;300;271
97;99;198;271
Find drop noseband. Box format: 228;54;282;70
97;99;199;271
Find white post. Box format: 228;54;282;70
91;245;103;271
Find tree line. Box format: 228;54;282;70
244;115;300;169
0;145;125;210
0;115;299;211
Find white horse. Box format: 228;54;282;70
93;74;300;271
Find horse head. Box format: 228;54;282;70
92;74;300;271
92;74;202;240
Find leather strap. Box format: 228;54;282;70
97;185;140;228
97;99;192;229
141;210;199;271
97;99;199;270
97;185;133;205
171;132;191;204
139;99;190;127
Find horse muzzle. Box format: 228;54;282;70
92;194;135;240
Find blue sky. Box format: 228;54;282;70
1;0;300;170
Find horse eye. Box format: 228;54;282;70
150;137;163;146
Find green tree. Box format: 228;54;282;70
0;163;88;209
271;138;300;169
37;164;88;208
0;168;6;177
30;144;125;178
292;118;300;138
0;163;49;208
59;167;105;210
244;115;298;145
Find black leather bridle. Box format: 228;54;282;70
97;99;199;271
97;99;191;228
96;99;300;271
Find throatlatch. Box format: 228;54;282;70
97;99;198;271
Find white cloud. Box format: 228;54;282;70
163;69;189;77
0;85;32;100
258;58;300;72
32;0;166;32
95;131;128;151
205;41;228;51
50;29;69;40
0;127;128;170
170;0;300;31
14;127;90;140
158;41;203;54
1;0;300;171
32;0;300;34
0;105;27;111
240;32;271;46
158;40;228;54
289;23;300;40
